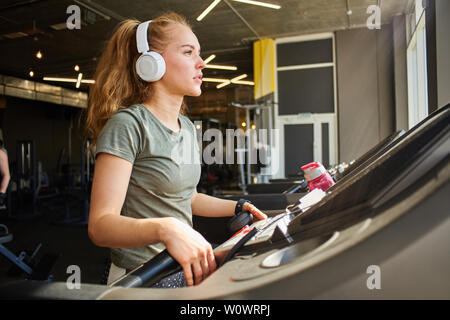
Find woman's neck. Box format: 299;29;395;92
143;88;183;132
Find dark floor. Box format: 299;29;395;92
0;202;109;286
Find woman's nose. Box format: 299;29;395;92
198;57;206;69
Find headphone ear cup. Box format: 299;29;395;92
136;51;166;82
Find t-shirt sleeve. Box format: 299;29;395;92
95;110;142;163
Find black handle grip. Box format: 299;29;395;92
112;249;181;288
227;211;253;236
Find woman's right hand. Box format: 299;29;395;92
160;217;216;286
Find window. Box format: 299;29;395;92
407;0;428;129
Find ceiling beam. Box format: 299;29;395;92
223;0;261;40
73;0;127;22
0;0;46;13
0;16;65;36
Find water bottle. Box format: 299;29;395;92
301;162;335;192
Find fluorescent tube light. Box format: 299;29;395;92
232;80;254;85
197;0;222;21
231;0;280;10
205;64;238;70
203;54;216;64
76;73;83;88
203;77;231;83
43;77;77;82
217;81;231;89
230;74;248;82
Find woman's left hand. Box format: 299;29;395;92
242;202;267;221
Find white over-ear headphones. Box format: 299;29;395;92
135;20;166;82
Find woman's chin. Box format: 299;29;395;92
187;89;202;97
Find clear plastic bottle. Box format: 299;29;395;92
301;162;335;192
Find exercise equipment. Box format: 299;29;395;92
0;224;58;281
332;130;405;182
109;103;450;294
227;211;253;237
1;103;449;299
50;140;93;227
111;210;256;288
12;140;40;218
194;192;303;245
245;180;307;194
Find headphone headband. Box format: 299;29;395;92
136;20;152;53
135;19;166;82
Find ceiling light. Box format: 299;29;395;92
197;0;222;21
203;54;216;64
347;9;353;15
29;70;34;77
205;64;238;70
241;121;247;127
205;75;254;88
231;0;281;10
231;74;248;82
43;77;95;84
217;81;231;89
82;79;95;84
44;77;77;82
232;80;254;85
36;50;43;59
74;65;80;72
203;77;231;83
76;73;83;88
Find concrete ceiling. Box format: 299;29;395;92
0;0;412;92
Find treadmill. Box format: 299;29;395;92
1;104;449;299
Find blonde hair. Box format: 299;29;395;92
84;12;191;147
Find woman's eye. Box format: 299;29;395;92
185;50;193;55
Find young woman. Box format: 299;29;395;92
85;12;266;288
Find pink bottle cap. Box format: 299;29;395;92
301;162;327;181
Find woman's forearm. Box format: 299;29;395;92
191;192;236;218
88;213;169;249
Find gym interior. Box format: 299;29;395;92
0;0;449;300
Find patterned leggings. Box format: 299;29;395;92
151;270;186;288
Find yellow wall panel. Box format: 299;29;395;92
253;38;275;100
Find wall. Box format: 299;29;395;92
335;25;395;163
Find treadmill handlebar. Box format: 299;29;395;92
113;213;255;288
112;249;181;288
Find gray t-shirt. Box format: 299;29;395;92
95;104;201;269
